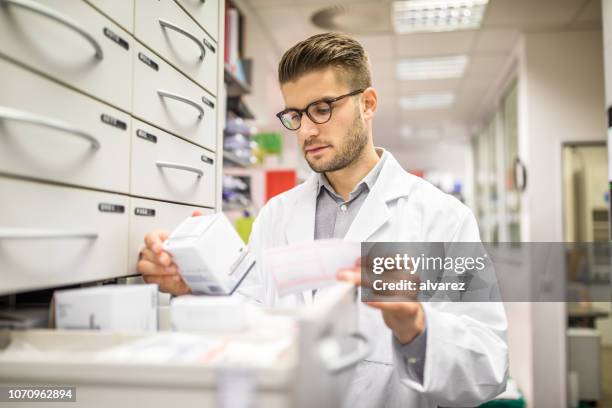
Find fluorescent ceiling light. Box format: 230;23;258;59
392;0;489;34
397;55;469;80
400;92;455;110
401;126;441;141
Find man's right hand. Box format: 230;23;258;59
137;210;203;295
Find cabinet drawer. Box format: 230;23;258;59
86;0;135;33
134;0;217;95
0;0;133;112
132;42;217;151
128;197;214;275
0;58;130;194
131;119;216;207
175;0;219;42
0;177;129;295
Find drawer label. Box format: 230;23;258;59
136;129;158;143
134;207;156;217
203;38;215;53
201;96;215;109
98;203;125;213
138;52;159;71
103;27;130;51
201;155;214;165
101;114;127;130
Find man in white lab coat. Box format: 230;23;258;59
138;32;508;407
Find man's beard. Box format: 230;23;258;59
304;115;368;173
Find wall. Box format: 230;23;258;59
516;29;606;408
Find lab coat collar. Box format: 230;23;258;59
344;149;413;241
285;148;415;244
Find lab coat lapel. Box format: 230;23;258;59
285;173;318;245
344;152;413;242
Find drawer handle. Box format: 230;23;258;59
157;90;204;119
159;18;206;61
0;0;104;59
0;228;98;240
156;160;203;177
0;106;101;149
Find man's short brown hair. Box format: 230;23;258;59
278;32;372;90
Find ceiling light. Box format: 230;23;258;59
400;92;455;110
392;0;489;34
397;55;469;80
400;126;441;141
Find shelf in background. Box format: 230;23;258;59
224;64;251;97
227;96;254;119
223;150;252;168
222;203;251;212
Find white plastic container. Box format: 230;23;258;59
171;295;246;332
54;284;158;332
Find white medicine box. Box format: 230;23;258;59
54;284;158;332
163;213;255;295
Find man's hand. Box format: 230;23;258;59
337;258;425;344
137;210;203;295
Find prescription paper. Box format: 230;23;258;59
263;239;360;297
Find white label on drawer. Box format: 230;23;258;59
138;52;159;71
103;27;130;51
101;113;128;130
134;207;156;217
98;203;126;213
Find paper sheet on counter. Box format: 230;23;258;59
262;239;360;297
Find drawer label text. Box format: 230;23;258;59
98;203;125;213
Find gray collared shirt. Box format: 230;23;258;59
314;150;387;240
312;149;427;384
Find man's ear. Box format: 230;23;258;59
362;87;378;120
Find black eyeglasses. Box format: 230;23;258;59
276;89;365;131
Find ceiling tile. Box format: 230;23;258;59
575;0;602;22
473;29;520;54
354;35;395;59
484;0;584;29
464;54;509;78
398;78;462;94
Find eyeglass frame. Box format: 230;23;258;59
275;89;365;131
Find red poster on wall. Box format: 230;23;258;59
266;170;297;202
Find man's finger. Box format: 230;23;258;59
144;230;169;253
138;259;177;277
337;268;362;286
365;301;420;314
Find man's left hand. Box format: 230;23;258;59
337;259;425;344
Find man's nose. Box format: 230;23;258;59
298;113;320;138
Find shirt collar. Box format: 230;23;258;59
316;148;388;198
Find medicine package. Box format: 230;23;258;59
54;284;158;332
163;213;255;295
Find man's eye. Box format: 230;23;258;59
312;104;330;115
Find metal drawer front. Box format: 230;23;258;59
132;42;217;151
130;118;216;207
175;0;219;42
0;0;133;112
0;177;129;295
86;0;135;33
134;0;217;95
0;58;130;193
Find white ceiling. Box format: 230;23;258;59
243;0;602;148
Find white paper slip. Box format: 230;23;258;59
263;239;360;297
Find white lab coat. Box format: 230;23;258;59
244;150;509;408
